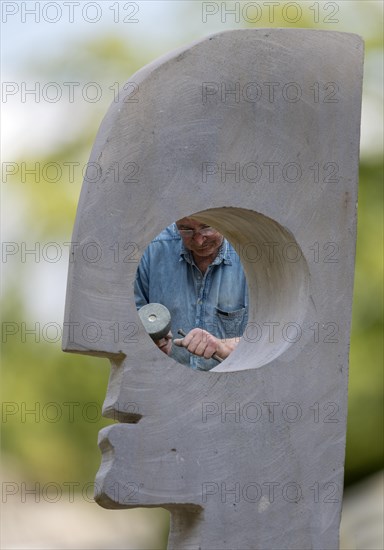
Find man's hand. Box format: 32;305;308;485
174;328;238;360
154;331;173;356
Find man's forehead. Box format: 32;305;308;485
176;217;204;227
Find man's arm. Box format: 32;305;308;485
134;252;150;309
174;328;240;361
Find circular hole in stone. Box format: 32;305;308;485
135;207;309;372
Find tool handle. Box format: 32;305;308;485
177;329;223;363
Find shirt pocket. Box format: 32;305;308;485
215;306;247;339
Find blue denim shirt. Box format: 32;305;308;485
134;223;248;371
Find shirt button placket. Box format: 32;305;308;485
196;272;205;324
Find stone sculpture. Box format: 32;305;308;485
63;29;364;549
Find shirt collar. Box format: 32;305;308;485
179;238;232;266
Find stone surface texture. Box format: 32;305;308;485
63;29;364;549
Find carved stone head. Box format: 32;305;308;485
63;29;363;548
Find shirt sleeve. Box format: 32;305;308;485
134;250;150;310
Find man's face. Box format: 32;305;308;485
176;217;223;259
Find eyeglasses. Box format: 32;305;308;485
177;226;218;238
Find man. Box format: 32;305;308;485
134;217;248;370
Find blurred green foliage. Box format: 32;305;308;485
345;159;383;484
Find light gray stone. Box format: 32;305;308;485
63;29;364;549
